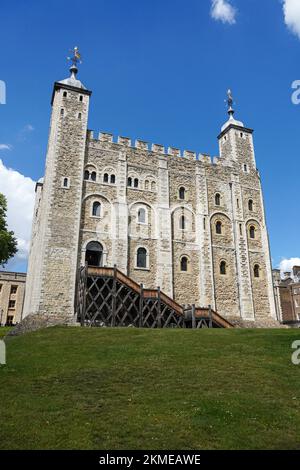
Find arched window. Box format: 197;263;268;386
138;208;146;224
85;241;103;267
91;171;96;182
254;264;260;278
220;261;227;275
103;173;109;183
179;187;185;200
63;91;67;98
134;178;139;188
215;193;221;206
248;199;253;211
92;201;101;217
151;181;156;191
137;247;147;268
110;174;116;184
145;180;149;190
216;221;222;235
249;225;256;239
180;215;185;230
63;177;69;188
60;108;64;116
128;177;132;187
84;170;90;180
181;256;188;272
78;112;82;120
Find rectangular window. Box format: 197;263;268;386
6;315;14;326
0;284;2;293
10;285;18;294
8;300;16;309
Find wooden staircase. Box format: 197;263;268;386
76;265;234;329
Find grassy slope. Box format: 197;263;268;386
0;327;300;450
0;327;12;338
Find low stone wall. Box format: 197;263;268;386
227;317;287;329
7;314;76;336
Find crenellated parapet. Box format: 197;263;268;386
87;129;220;164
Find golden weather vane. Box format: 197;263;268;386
67;46;82;67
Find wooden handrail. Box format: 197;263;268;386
85;265;233;327
195;307;234;328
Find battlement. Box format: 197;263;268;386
87;130;217;164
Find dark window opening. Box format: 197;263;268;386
179;187;185;200
137;247;147;268
249;225;255;239
6;315;14;326
85;241;103;267
128;177;132;187
181;257;188;272
103;173;109;183
110;174;116;184
216;221;222;235
220;261;227;275
134;178;139;188
254;264;260;278
215;193;221;206
248;199;253;211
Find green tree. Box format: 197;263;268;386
0;193;18;266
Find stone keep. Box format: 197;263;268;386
23;66;277;324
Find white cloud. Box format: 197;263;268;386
0;159;35;265
283;0;300;39
23;124;34;132
0;144;12;151
18;124;35;142
211;0;236;25
279;258;300;276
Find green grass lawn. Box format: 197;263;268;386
0;327;300;450
0;327;12;338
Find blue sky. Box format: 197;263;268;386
0;0;299;273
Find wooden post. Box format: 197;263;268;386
192;304;196;329
81;265;87;327
157;287;162;328
139;284;144;328
112;264;117;327
209;304;213;329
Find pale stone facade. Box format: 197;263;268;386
0;272;26;325
23;66;277;324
